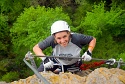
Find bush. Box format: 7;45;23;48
11;6;72;55
118;53;125;62
0;14;10;58
1;72;19;82
77;2;125;61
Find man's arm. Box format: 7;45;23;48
33;44;46;60
33;44;54;68
88;37;96;52
82;37;96;61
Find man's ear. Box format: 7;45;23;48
53;35;57;44
67;31;70;34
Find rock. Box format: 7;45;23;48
86;67;125;84
10;67;125;84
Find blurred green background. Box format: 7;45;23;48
0;0;125;82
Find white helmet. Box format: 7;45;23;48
51;20;70;35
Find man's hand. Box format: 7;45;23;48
43;58;54;68
82;50;92;61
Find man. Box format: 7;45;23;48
33;20;96;73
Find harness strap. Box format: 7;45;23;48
67;67;80;73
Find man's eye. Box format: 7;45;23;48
63;35;67;38
57;38;61;40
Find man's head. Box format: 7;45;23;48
51;20;70;35
51;20;71;47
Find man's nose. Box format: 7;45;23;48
60;38;65;43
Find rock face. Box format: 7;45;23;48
10;67;125;84
86;68;125;84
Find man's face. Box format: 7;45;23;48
54;31;70;47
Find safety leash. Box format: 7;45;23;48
80;61;105;70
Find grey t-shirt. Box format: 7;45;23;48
38;33;93;65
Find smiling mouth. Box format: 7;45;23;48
61;42;68;46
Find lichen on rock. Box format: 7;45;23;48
10;68;125;84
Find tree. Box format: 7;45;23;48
11;6;72;54
77;2;125;60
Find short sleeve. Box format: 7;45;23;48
38;36;55;50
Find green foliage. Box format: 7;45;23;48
1;71;19;82
0;59;9;72
0;59;9;79
11;6;72;54
0;0;30;22
0;14;10;58
118;53;125;61
78;2;106;36
78;2;125;37
106;8;125;37
117;53;125;69
1;0;125;82
111;0;125;9
93;35;119;59
72;0;93;27
77;2;125;60
0;56;33;81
